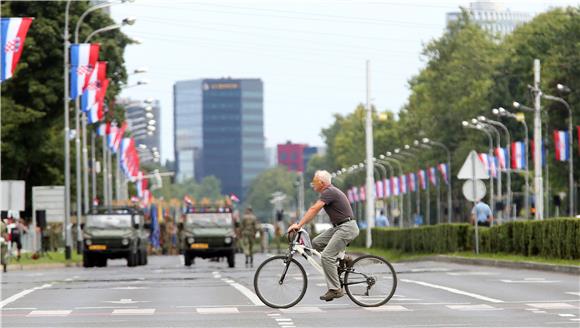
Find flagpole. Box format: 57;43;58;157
63;0;73;260
91;131;96;210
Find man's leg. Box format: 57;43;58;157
311;227;335;253
320;222;359;292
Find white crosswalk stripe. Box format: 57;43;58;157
363;305;411;312
197;307;239;314
446;304;501;311
27;310;71;317
526;303;576;310
112;309;155;315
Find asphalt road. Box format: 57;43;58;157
1;253;579;328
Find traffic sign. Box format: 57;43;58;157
457;150;489;180
462;180;486;202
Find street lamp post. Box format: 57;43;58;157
414;140;440;224
63;0;73;259
485;113;513;220
463;121;495;215
474;119;502;220
384;153;404;228
377;156;396;223
394;149;413;227
542;85;575;217
507;105;530;219
373;159;389;220
423;138;453;223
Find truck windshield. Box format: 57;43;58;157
86;215;132;229
185;213;232;228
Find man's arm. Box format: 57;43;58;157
287;200;325;232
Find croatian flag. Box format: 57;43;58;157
81;61;107;113
428;167;438;186
391;177;400;196
96;123;106;137
352;187;359;202
511;141;526;170
1;17;33;82
418;170;427;190
531;139;546;167
376;179;384;198
495;147;508;170
112;121;127;152
383;178;390;198
87;79;108;124
399;175;407;194
437;163;449;185
553;130;570;162
408;173;417;192
359;185;366;202
347;189;354;203
107;122;118;150
70;43;99;99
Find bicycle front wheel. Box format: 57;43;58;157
344;255;397;307
253;255;307;308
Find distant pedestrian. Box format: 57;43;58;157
375;210;390;227
240;207;260;267
470;200;494;227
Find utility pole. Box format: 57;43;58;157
365;60;375;248
533;59;544;220
63;1;72;260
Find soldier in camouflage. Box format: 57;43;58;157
240;207;260;267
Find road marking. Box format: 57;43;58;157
112;308;155;315
179;255;184;265
500;279;559;283
532;311;547;314
446;304;501;311
527;303;576;310
566;292;580;297
363;305;410;312
559;314;576;317
103;298;151;304
197;307;239;314
1;307;37;310
111;286;149;290
280;306;323;313
27;310;71;317
221;278;263;306
401;279;503;303
75;306;137;310
267;313;281;316
0;284;52;309
276;318;293;321
446;272;498;276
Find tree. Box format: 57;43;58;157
245;167;298;221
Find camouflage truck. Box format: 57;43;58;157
83;207;149;268
179;208;236;268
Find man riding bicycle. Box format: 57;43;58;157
288;170;359;301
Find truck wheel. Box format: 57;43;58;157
184;253;192;266
127;252;137;267
136;250;142;266
227;252;235;268
96;256;107;267
83;252;93;268
139;250;146;266
143;251;148;265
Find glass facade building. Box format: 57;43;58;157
173;78;265;200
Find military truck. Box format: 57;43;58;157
180;207;236;268
83;207;149;268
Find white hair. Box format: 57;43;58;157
315;170;332;185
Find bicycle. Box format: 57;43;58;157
253;229;397;308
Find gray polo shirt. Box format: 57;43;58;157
320;185;354;225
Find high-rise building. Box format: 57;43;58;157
446;1;530;36
118;98;161;163
173;78;266;199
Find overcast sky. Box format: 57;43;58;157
110;0;578;162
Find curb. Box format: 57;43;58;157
422;255;580;275
6;262;82;271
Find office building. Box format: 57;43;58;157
174;78;266;199
446;1;530;36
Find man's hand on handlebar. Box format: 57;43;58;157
287;223;301;233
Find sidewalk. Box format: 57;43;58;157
422;255;580;275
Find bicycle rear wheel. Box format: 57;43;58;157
253;255;307;308
344;255;397;307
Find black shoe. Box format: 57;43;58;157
319;289;344;301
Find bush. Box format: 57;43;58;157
353;218;579;260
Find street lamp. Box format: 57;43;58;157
463;121;495;214
483;113;513;220
421;138;453;223
495;106;530;219
542;84;575;217
384;152;405;227
476;118;503;215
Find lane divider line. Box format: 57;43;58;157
0;284;52;309
401;279;503;303
220;278;263;306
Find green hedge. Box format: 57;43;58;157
353;218;580;260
